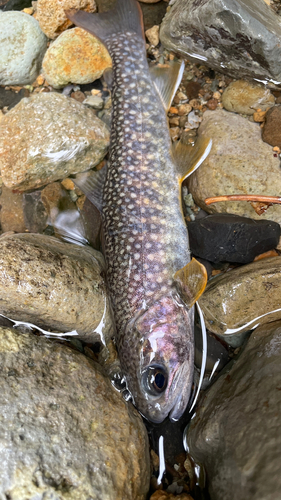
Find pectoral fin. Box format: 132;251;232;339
174;258;207;308
74;165;107;212
173;136;212;183
150;60;185;112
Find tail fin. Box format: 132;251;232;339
65;0;144;46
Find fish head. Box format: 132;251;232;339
123;289;194;423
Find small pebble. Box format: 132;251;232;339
170;127;180;141
178;103;192;115
83;95;104;109
169;106;178;114
189;99;201;109
61;178;75;190
207;98;218;110
71;90;86;103
145;25;160;46
253;109;266;122
212;91;221;100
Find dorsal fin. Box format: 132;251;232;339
65;0;145;47
173;136;212;182
74;166;107;212
150;60;185;112
174;258;207;308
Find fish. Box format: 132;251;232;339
66;0;211;423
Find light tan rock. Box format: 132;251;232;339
43;27;111;88
145;25;160;46
0;326;150;500
0;232;114;343
198;256;281;346
222;80;275;115
37;0;96;39
0;92;109;191
0;186;26;233
188;109;281;226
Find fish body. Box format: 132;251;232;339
66;0;209;423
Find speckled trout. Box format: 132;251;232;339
66;0;211;423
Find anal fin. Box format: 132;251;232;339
174;258;207;308
150;60;185;112
74;165;107;212
173;136;212;182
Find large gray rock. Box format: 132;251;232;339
0;233;114;344
0;327;150;500
160;0;281;83
0;11;47;85
198;256;281;346
0;92;109;191
187;109;281;226
186;320;281;500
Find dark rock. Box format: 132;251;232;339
3;0;31;9
186;320;281;500
23;190;48;234
0;87;29;110
183;81;201;100
139;1;168;31
262;105;281;147
187;214;280;263
160;0;281;83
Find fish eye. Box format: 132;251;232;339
141;365;168;396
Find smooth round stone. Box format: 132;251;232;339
43;27;112;89
0;327;150;499
262;105;281;147
198;256;281;346
222;80;275;115
0;11;47;85
0;232;114;343
0;92;109;191
186;320;281;500
188;109;281;227
37;0;96;39
187;214;280;263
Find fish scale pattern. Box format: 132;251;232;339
103;32;190;333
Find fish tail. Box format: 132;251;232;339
65;0;144;47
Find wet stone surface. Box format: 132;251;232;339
0;326;150;500
186;320;281;500
0;232;114;343
187;214;280;264
160;0;281;82
198;256;281;346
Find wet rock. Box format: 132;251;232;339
198;256;281;346
0;186;26;233
222;80;275;115
0;232;114;343
186;320;281;500
0;326;150;500
188;110;281;226
3;0;31;9
262;105;281;147
43;27;111;89
183;81;201;100
0;11;47;85
23;190;48;234
0;92;109;191
0;87;30;110
145;24;160;45
160;0;281;83
188;214;280;263
140;1;168;31
37;0;96;39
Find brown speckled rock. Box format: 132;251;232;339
222;80;275;115
37;0;96;39
198;256;281;346
188;109;281;226
0;186;26;233
0;92;109;191
0;327;150;500
262;105;281;147
43;27;112;88
186;320;281;500
0;232;114;343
